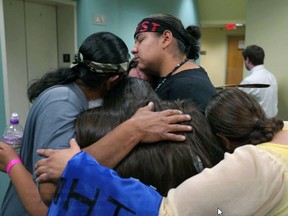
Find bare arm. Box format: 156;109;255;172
0;142;48;216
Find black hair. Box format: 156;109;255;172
242;45;265;65
75;77;224;196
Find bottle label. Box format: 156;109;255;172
3;132;22;151
3;137;22;145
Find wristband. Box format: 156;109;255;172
6;158;22;175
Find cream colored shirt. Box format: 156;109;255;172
160;144;288;216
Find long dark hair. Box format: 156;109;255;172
147;14;201;60
206;88;283;146
75;77;224;196
27;32;129;102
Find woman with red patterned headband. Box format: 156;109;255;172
132;14;216;114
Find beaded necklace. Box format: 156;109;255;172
154;59;189;92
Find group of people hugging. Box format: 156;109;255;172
0;13;287;216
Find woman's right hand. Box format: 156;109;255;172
35;138;81;183
0;142;19;173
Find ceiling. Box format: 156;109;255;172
196;0;247;27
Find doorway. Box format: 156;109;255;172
226;35;245;85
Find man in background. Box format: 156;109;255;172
240;45;278;118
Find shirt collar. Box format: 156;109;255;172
250;64;265;73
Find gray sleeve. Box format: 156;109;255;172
32;100;80;173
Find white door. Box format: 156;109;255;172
3;0;75;125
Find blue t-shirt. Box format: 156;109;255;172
48;151;162;216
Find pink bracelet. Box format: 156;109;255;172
6;158;22;175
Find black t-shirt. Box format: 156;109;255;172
155;67;216;113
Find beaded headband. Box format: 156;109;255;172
134;18;189;46
71;52;129;75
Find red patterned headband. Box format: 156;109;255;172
134;18;189;46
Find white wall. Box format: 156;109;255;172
200;27;245;87
246;0;288;119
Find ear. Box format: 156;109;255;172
106;75;120;90
216;133;234;152
162;30;173;49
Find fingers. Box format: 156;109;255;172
36;173;49;183
146;102;154;111
34;161;59;183
155;109;183;117
35;158;47;170
69;138;80;152
36;148;56;158
34;165;46;178
0;142;5;149
163;133;187;141
163;113;192;124
166;124;193;133
138;102;154;112
0;142;14;151
0;142;20;165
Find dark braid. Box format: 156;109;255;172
249;118;284;144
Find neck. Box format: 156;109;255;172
271;130;288;146
76;80;102;101
161;58;188;77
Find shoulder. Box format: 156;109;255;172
172;68;211;83
36;83;86;104
31;83;88;112
42;83;77;98
171;69;215;92
165;145;285;215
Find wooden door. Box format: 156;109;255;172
226;35;245;84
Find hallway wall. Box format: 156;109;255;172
77;0;199;52
200;27;245;87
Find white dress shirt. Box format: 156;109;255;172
239;65;278;118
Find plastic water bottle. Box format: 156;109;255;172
3;113;24;153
